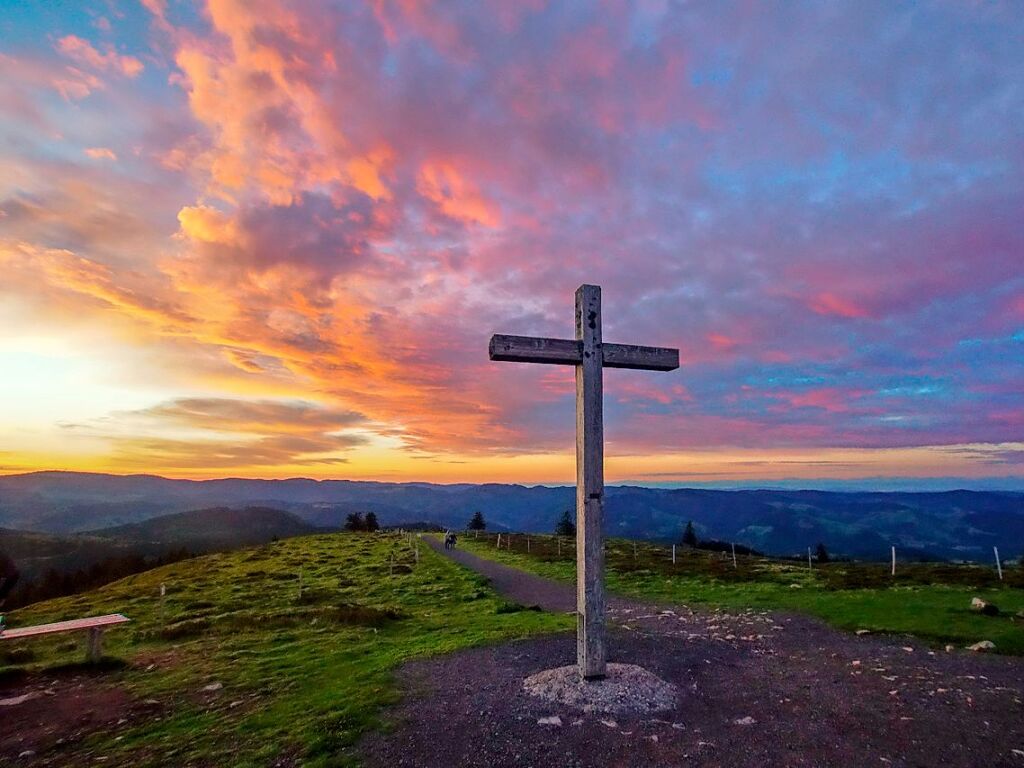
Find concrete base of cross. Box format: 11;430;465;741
523;663;678;715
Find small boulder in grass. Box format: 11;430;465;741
970;597;999;616
967;640;996;653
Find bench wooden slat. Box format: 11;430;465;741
0;613;130;640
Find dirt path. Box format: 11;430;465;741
424;536;577;612
363;539;1024;767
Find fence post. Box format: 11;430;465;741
891;546;896;577
732;542;737;569
496;533;501;549
994;546;1003;580
672;544;676;564
527;537;531;554
807;547;812;571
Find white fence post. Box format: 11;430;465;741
891;546;896;577
672;544;676;564
732;542;737;569
994;546;1003;580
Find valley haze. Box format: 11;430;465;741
1;471;1022;563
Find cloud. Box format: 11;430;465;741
62;397;370;470
84;147;117;161
1;1;1022;479
56;35;144;78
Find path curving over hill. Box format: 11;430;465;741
363;539;1024;767
423;535;577;613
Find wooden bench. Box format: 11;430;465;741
0;614;130;663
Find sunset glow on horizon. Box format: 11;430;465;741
1;2;1022;486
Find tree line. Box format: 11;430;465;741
344;511;380;532
341;509;838;563
4;548;194;610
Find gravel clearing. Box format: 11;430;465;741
523;663;679;714
359;538;1024;767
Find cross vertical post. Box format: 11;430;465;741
575;284;605;678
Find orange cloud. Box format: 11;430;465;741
84;147;117;161
417;161;502;227
0;243;193;338
176;205;239;245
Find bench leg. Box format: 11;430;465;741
86;627;103;663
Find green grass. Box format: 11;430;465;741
1;533;571;767
458;532;1024;654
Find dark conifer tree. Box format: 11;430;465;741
468;511;486;531
554;509;576;536
364;512;380;532
681;520;698;548
345;512;365;531
815;542;830;563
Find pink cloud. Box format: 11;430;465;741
807;292;872;319
57;35;144;78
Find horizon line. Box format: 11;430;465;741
2;468;1023;493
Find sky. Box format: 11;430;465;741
0;0;1022;487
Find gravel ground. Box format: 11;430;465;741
360;539;1024;767
523;663;679;714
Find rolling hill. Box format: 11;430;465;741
0;506;320;588
88;506;319;550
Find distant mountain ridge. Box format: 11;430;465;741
1;471;1022;561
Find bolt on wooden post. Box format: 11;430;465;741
489;284;679;680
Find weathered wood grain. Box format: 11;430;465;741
602;342;679;371
488;334;581;365
489;336;678;372
575;284;606;679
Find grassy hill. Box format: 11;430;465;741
2;507;328;609
0;532;569;767
458;533;1024;654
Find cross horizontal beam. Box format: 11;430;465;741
489;334;679;371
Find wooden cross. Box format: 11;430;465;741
489;284;678;679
